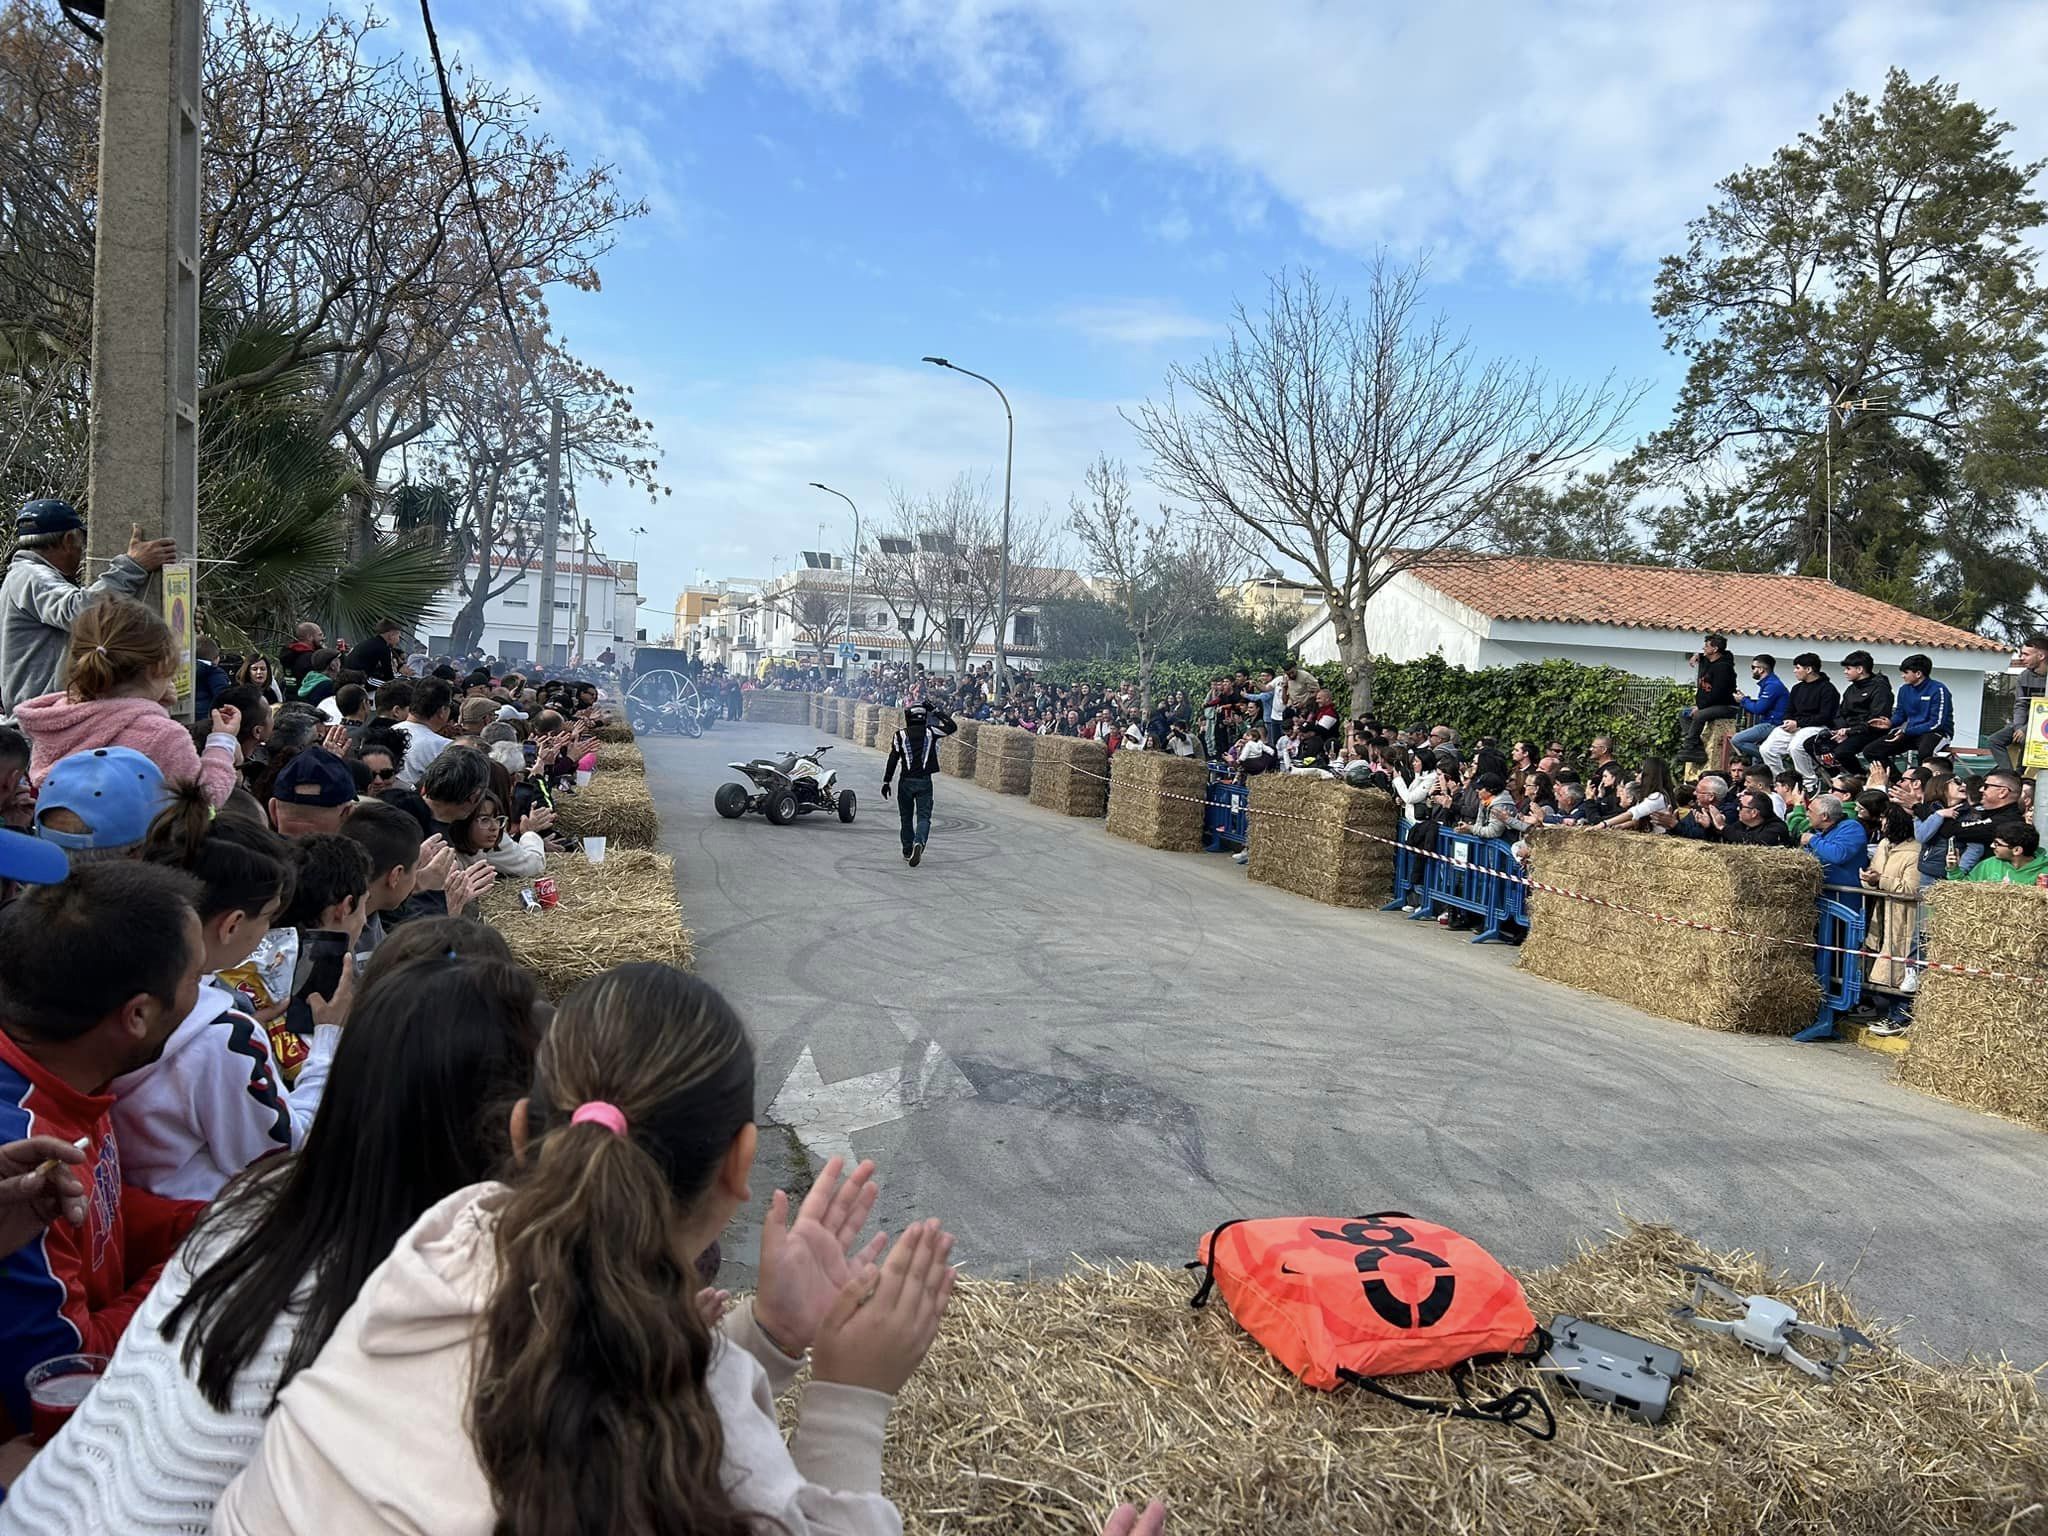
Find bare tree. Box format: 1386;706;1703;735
1068;454;1236;718
765;584;847;659
1132;260;1642;707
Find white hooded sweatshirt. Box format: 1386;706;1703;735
110;979;337;1200
213;1182;903;1536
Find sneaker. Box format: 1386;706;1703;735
908;842;924;867
1437;913;1452;927
902;848;913;861
1231;850;1248;864
1866;1017;1911;1038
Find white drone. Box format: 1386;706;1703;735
1671;1265;1874;1384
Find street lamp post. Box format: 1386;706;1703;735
922;356;1014;702
810;481;860;674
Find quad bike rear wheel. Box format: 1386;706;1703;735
837;789;857;823
764;789;798;825
713;782;749;819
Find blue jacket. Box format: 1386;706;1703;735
193;658;231;719
1807;817;1869;890
1893;676;1954;739
1739;670;1789;725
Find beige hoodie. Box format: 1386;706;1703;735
211;1182;902;1536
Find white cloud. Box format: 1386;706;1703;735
1055;299;1221;345
1149;208;1193;244
571;359;1144;611
553;0;2048;277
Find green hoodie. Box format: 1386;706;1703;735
1958;850;2048;885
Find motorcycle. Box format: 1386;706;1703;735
713;744;856;826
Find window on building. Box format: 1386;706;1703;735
498;640;529;662
428;636;452;653
1011;613;1036;647
948;616;966;644
872;610;889;629
553;600;571;610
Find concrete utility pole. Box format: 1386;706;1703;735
575;517;593;663
85;0;203;700
535;402;564;665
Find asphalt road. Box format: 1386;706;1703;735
650;717;2048;1366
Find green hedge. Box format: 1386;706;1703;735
1040;653;1692;762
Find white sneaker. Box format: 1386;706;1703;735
1231;850;1248;864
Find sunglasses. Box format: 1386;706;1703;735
367;767;398;782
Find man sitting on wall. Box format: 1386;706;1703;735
1729;654;1789;765
1677;634;1740;765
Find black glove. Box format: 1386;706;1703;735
881;782;893;799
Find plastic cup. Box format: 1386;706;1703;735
26;1354;107;1445
583;836;607;865
575;769;592;787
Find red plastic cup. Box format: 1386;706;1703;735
534;876;558;910
26;1353;107;1445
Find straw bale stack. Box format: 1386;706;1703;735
853;1222;2045;1535
548;772;661;850
839;698;857;740
479;850;692;999
594;742;644;776
937;718;977;779
1898;882;2048;1130
1245;774;1396;907
741;689;807;726
860;703;888;749
1106;752;1208;851
972;723;1033;795
1028;737;1110;817
1518;828;1819;1034
592;720;635;745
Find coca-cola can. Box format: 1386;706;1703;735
534;876;559;909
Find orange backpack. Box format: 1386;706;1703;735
1190;1213;1554;1438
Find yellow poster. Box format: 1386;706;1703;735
2024;697;2048;771
163;563;194;706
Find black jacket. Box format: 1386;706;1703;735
883;711;958;782
1723;814;1793;847
350;633;399;682
1782;675;1840;731
1953;800;2027;849
1833;675;1893;732
1696;652;1738;708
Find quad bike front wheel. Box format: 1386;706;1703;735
713;782;749;819
764;789;798;825
837;789;857;823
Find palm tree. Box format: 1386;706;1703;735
197;317;456;652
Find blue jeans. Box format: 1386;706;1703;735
896;775;933;854
1731;721;1777;762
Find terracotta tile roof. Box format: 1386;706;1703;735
1401;556;2008;653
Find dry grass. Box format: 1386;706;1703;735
594;742;644;776
742;690;808;725
861;703;889;749
973;724;1034;795
938;718;977;780
1519;829;1821;1035
548;771;661;849
1245;774;1397;907
1029;737;1110;817
1898;882;2048;1130
787;1222;2048;1535
1106;753;1209;851
477;849;692;998
592;720;635;745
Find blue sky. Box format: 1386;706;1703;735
411;0;2048;630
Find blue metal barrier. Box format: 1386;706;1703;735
1405;828;1525;944
1203;779;1249;851
1382;829;1423;911
1794;894;1867;1042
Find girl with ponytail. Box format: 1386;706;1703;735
103;782;322;1200
216;963;960;1536
14;595;241;806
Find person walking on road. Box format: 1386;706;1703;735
882;701;957;867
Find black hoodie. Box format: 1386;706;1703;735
1832;673;1894;732
1782;674;1840;731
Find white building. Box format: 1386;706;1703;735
1289;555;2011;743
419;547;641;669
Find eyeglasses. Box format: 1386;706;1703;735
367;768;397;782
473;813;505;828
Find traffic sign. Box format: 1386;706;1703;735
837;642;861;662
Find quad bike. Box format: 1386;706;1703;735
714;744;856;826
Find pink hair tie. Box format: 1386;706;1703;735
570;1101;628;1137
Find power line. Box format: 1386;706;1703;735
417;0;533;380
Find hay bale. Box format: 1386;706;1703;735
936;719;976;779
1028;736;1110;817
1245;774;1396;907
859;703;887;749
1518;828;1820;1034
972;723;1033;795
821;696;840;735
548;772;661;849
592;721;635;745
862;1222;2045;1535
478;849;692;999
1898;882;2048;1130
741;689;807;726
594;742;644;776
1106;752;1209;851
839;699;857;741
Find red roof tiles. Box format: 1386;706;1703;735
1402;556;2007;653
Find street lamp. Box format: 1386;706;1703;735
629;525;648;561
922;355;1014;701
1823;388;1889;585
810;481;860;672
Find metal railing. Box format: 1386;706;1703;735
1381;823;1526;945
1203;771;1250;852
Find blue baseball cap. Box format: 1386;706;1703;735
270;747;356;808
15;498;85;538
0;828;67;885
34;747;168;851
